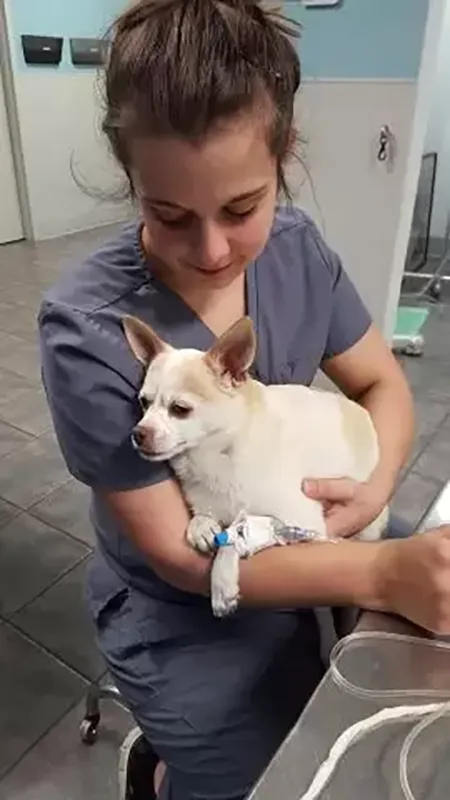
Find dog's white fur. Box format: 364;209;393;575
123;315;388;557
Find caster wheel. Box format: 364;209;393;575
404;343;424;357
80;716;100;745
428;279;442;302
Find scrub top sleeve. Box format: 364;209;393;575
305;220;372;359
38;300;172;491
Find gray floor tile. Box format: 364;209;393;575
0;498;20;531
0;421;33;459
0;513;89;618
12;558;105;681
391;471;443;529
0;430;69;508
0;367;39;410
0;698;131;800
414;428;450;484
409;361;450;402
0;284;43;312
0;301;39;342
421;307;450;360
0;387;52;437
30;479;94;547
0;333;40;382
406;367;450;402
400;434;430;479
0;622;87;781
413;396;450;438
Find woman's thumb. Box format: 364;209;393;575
302;477;356;502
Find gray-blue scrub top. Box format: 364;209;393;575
38;206;371;604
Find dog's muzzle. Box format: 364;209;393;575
131;428;144;450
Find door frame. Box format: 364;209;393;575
383;0;448;340
0;0;32;239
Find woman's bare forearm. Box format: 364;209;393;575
239;540;386;609
106;481;389;611
143;522;388;612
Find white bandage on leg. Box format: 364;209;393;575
210;512;281;617
209;512;334;618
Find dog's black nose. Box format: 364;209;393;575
131;427;145;449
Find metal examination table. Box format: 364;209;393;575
249;481;450;800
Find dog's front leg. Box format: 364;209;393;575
187;514;222;554
210;546;240;617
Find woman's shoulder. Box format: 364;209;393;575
42;219;147;316
38;220;148;389
270;204;313;236
264;205;338;279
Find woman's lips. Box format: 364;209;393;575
189;262;235;275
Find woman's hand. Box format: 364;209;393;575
302;476;390;538
376;527;450;634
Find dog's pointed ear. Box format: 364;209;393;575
122;315;167;366
205;317;256;383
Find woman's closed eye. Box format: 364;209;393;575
153;212;191;229
150;205;257;229
224;205;257;222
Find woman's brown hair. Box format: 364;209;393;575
102;0;301;197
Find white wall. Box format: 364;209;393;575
291;80;417;330
12;71;132;239
424;0;450;241
3;0;131;240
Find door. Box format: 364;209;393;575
284;0;442;338
0;66;22;243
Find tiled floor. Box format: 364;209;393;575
0;226;449;798
0;226;132;800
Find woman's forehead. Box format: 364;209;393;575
130;120;277;208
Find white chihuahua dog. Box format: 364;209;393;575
123;315;388;562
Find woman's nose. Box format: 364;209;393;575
194;222;231;267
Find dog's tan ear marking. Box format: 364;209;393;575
205;317;256;383
122;315;167;366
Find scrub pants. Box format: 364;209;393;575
87;516;410;800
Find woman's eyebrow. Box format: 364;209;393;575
143;185;268;211
227;186;268;203
142;198;188;210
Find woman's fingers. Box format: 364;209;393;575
302;477;357;503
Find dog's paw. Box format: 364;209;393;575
212;587;239;618
187;515;222;553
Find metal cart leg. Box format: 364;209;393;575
80;679;129;745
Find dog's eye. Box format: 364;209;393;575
139;395;152;412
169;402;193;419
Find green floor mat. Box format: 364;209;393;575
394;306;429;337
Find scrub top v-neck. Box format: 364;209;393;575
39;206;371;603
137;245;259;355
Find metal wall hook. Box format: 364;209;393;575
378;124;393;163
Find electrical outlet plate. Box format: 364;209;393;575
70;38;107;66
21;35;63;66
